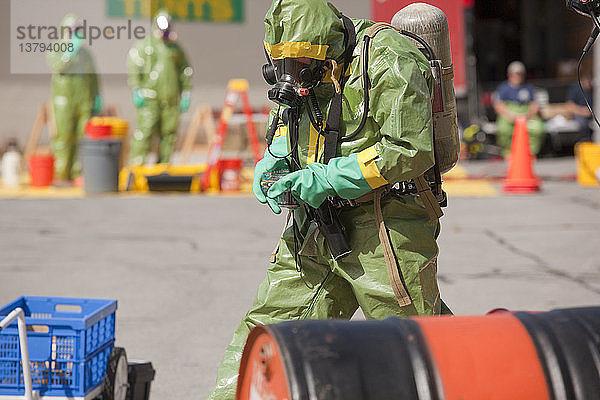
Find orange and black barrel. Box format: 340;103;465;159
235;307;600;400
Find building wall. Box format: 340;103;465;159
0;0;370;145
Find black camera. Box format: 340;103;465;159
566;0;600;16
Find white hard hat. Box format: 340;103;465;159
507;61;526;75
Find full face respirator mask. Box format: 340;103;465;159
259;50;330;215
262;51;326;107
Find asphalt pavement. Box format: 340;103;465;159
0;157;599;399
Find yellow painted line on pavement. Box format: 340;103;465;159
441;163;499;197
0;164;496;199
443;179;498;197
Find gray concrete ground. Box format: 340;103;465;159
0;157;599;399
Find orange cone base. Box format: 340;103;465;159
502;117;541;194
502;177;541;193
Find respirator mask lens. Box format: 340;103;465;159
262;57;325;107
262;54;326;88
272;58;324;88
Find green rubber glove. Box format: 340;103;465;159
252;134;289;214
267;153;374;209
132;88;145;108
180;91;191;113
92;95;103;115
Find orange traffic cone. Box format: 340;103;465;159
502;116;541;193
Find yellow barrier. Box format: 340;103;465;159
119;164;207;193
575;142;600;187
88;117;129;137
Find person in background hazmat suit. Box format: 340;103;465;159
206;1;450;398
493;61;545;157
47;14;101;184
126;9;193;165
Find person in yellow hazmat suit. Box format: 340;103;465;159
206;1;452;398
47;14;101;184
126;9;193;165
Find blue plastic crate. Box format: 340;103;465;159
0;296;117;398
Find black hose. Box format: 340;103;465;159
300;90;327;162
590;7;600;31
341;29;436;142
303;93;323;133
576;52;600;130
266;107;300;162
341;36;371;142
400;30;436;60
575;9;600;131
309;90;324;125
265;111;280;146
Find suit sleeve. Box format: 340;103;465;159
178;45;193;92
126;42;145;89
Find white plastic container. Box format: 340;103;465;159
1;140;21;188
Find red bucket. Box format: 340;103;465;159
218;158;243;192
29;154;54;187
85;122;112;140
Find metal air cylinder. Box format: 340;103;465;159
392;3;460;174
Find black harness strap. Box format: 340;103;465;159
323;14;356;163
339;14;357;87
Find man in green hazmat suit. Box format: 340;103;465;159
47;14;101;183
493;61;546;157
126;9;193;165
207;1;449;398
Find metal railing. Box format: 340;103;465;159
0;308;38;400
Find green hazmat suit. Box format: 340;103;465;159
47;14;100;181
496;102;545;156
207;1;449;399
126;12;193;165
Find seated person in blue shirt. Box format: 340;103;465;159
566;74;593;142
493;61;545;156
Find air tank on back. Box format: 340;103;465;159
392;3;459;174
